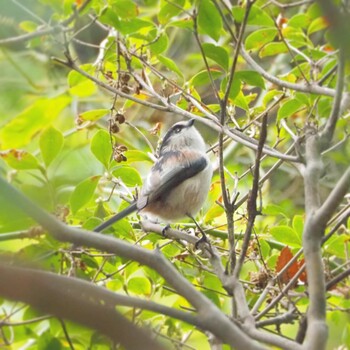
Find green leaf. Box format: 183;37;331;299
202;43;229;71
19;21;38;32
157;55;184;79
109;219;134;238
288;14;311;29
112;0;138;19
0;96;70;149
91;130;112;169
245;28;277;51
112;166;142;187
70;176;101;214
149;30;168;54
292;215;304;237
124;150;152;163
232;4;274;27
191;69;223;87
236;70;265;89
169;19;193;29
259;42;288;58
159;0;185;24
39;126;64;167
102;12;153;35
127;276;152;295
0;149;40;170
80;109;109;121
263;90;284;107
198;0;223;41
221;77;241;100
68;65;97;97
234;91;250;111
308;17;328;35
270;225;302;248
277;98;306;121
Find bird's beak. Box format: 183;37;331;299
187;118;195;127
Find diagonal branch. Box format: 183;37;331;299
0;176;265;350
0;262;166;350
320;48;346;148
315;166;350;227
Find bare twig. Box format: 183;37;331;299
234;114;268;278
320;48;346;148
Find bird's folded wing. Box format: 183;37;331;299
137;156;208;210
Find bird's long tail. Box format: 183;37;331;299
94;202;138;232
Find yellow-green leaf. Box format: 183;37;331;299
198;0;223;41
70;175;101;214
80;109;109;121
0;149;40;170
39;127;64;167
91;130;112;169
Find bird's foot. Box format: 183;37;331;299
194;232;209;250
162;224;170;237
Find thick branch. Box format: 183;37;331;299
302;125;328;349
0;262;166;350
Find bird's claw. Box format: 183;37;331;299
194;234;208;250
162;224;170;237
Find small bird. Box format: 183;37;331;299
94;119;213;242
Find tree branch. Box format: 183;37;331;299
320;48;346;148
0;176;265;350
0;0;92;45
315;166;350;227
234;114;268;278
0;262;166;350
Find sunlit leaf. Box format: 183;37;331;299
221;76;241;100
308;16;328;35
202;43;229;71
232;4;274;27
288;13;311;28
124;150;152;163
39;126;64;167
245;28;278;51
191;69;223;87
277;98;307;121
0;96;70;149
236;70;265;89
80;109;109;121
127;276;152;295
112;0;138;18
198;0;223;41
19;21;38;32
158;0;185;24
149;30;168;54
70;175;101;214
259;42;288;58
157;55;184;79
112;166;142;187
270;225;302;248
91;129;112;169
0;149;40;170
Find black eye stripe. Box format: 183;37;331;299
160;124;186;150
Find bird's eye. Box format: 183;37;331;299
174;127;181;134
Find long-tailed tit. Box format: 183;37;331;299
94;119;213;242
